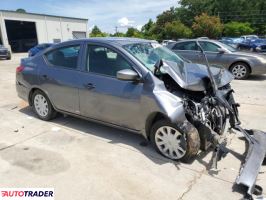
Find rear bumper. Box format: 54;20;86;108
0;51;10;58
251;64;266;75
0;54;9;58
16;80;29;102
236;129;266;195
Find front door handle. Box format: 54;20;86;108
85;83;95;90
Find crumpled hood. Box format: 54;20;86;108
161;60;234;91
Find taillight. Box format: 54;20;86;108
16;65;25;73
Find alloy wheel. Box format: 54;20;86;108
231;64;247;79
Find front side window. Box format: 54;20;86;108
199;42;220;52
45;45;80;69
86;45;132;77
173;41;198;51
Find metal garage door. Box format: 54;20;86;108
72;31;86;39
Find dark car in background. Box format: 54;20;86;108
237;38;266;53
167;39;266;79
219;37;240;48
28;43;53;57
0;45;11;60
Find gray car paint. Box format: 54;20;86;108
168;39;266;75
235;127;266;195
16;38;191;136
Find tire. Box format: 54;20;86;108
6;56;11;60
150;119;200;162
229;62;250;80
32;90;57;121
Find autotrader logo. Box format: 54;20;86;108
0;188;54;199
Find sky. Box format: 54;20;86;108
0;0;178;33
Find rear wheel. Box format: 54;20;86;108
150;120;200;162
32;90;57;121
230;62;250;80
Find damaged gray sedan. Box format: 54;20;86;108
16;38;266;196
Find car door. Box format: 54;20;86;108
78;44;143;130
40;43;82;114
198;41;227;68
171;41;200;63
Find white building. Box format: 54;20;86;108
0;10;88;52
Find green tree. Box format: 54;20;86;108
125;28;143;38
178;0;266;28
16;8;26;13
164;21;192;39
151;7;178;40
224;22;254;37
111;32;126;37
141;19;155;39
192;13;223;38
177;0;214;26
156;7;178;27
89;26;108;37
253;24;266;35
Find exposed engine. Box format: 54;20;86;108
160;74;229;138
157;73;236;151
183;96;227;136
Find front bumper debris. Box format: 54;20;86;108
235;126;266;195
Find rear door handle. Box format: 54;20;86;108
85;83;95;90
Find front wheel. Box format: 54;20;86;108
230;62;250;80
32;90;57;121
150;120;200;162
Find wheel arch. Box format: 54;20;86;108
28;87;52;107
145;112;169;140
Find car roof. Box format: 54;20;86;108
172;39;220;44
57;37;155;47
176;39;216;42
39;43;53;45
167;39;224;49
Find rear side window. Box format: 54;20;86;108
173;42;198;51
45;45;80;69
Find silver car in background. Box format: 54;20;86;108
167;39;266;79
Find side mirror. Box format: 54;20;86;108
218;48;226;53
117;69;140;81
